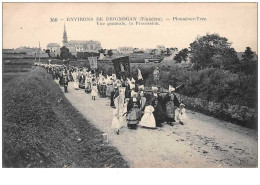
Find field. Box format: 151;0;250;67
2;63;129;168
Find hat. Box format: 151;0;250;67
130;84;135;90
113;82;118;87
180;103;185;107
119;87;126;93
169;85;175;92
152;86;158;92
131;91;137;97
112;74;116;79
138;85;144;91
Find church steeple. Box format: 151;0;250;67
63;23;68;44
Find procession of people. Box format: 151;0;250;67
36;62;187;135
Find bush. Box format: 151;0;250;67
37;59;257;108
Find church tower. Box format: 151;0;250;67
63;24;68;44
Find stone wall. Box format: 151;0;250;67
175;93;257;128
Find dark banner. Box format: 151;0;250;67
112;56;130;80
88;56;98;69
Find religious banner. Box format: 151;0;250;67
88;56;98;69
111;56;130;80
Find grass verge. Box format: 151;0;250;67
2;67;129;168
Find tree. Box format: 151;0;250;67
107;49;113;57
98;49;106;54
174;48;189;63
170;47;178;52
166;48;171;55
189;33;239;70
60;46;71;60
242;47;254;62
77;52;85;59
240;47;257;75
45;49;51;57
160;50;164;55
151;49;156;55
211;47;240;71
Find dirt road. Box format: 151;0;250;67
57;81;257;168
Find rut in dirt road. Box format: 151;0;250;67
57;81;258;168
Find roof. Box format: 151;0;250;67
69;40;101;44
47;43;60;47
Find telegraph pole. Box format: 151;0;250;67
38;41;41;64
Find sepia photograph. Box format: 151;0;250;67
1;1;258;171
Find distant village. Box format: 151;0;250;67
3;24;255;64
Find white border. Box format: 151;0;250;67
1;1;259;185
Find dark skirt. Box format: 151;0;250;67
99;85;107;98
110;91;115;107
155;117;164;127
79;83;85;89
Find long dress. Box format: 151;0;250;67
99;83;107;98
139;97;147;112
73;81;79;90
91;85;98;97
153;102;165;127
106;84;113;97
164;94;180;122
121;102;128;127
111;107;128;130
79;75;85;89
110;88;119;107
112;88;127;130
111;109;121;130
85;79;92;93
176;108;187;123
72;72;79;90
139;105;156;128
127;102;140;129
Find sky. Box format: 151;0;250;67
3;3;257;52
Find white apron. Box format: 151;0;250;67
140;105;156;128
73;82;79;90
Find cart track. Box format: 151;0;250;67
57;81;257;168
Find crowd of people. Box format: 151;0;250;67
36;63;187;135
